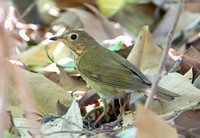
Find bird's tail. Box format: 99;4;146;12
156;86;180;101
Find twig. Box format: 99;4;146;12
17;0;39;22
144;0;184;108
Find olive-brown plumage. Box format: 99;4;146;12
50;30;179;101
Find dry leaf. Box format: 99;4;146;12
151;72;200;116
174;109;200;137
154;10;200;46
41;65;88;91
19;41;57;66
180;46;200;75
8;68;72;116
183;67;193;82
127;26;162;72
7;111;21;137
19;30;72;67
122;112;135;127
40;96;83;137
112;2;157;36
68;8;109;43
13;118;41;137
185;2;200;13
78;90;100;107
56;100;69;116
26;69;72;114
136;104;177;138
84;3;125;39
51;10;83;30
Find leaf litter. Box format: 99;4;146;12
2;0;200;137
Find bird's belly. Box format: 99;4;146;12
83;76;127;99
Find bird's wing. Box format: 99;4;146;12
77;47;151;90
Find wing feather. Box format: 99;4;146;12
77;46;151;90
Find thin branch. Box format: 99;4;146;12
145;0;184;108
17;0;39;22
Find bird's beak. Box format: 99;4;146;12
49;36;61;41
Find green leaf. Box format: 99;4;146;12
27;40;38;47
108;41;121;51
27;65;43;73
58;61;76;68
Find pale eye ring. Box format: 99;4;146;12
70;34;78;40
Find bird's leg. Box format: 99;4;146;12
119;94;130;117
94;98;109;126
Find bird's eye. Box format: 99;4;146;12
71;34;78;40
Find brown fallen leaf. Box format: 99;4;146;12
136;103;177;138
180;46;200;75
174;109;200;137
56;100;69;116
116;46;133;58
184;1;200;13
78;90;100;107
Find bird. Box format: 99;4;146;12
50;30;179;124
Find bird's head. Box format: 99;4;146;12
50;30;96;56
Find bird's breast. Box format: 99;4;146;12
79;72;127;99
